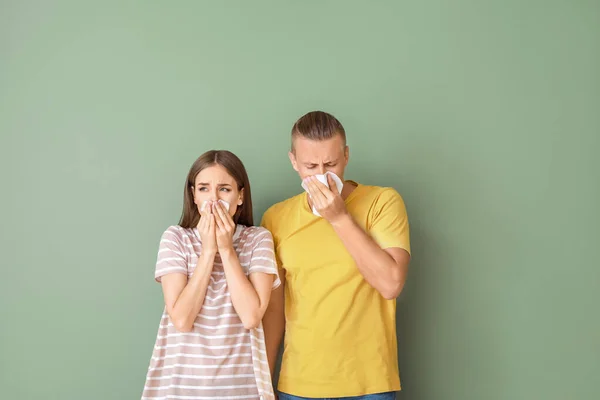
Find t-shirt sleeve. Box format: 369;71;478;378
259;209;273;234
248;227;281;290
369;188;411;255
154;226;189;282
260;210;285;277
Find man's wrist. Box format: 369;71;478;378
329;212;353;229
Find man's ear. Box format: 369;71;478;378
289;151;299;172
344;145;350;166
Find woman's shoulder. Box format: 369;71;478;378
239;225;273;245
240;225;272;237
161;225;196;242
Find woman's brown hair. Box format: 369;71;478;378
178;150;253;228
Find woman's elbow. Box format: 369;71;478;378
174;322;194;332
171;315;194;332
241;307;267;330
241;316;260;330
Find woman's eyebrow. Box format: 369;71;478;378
196;182;233;186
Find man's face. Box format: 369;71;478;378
289;134;349;181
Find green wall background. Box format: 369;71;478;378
1;1;598;399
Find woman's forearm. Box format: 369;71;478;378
167;250;216;331
220;249;265;329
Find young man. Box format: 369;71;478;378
261;111;411;400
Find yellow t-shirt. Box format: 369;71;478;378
261;182;411;397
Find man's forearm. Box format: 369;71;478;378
262;286;285;376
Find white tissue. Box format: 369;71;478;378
200;199;230;212
301;171;344;217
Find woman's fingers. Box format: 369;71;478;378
214;209;226;232
198;211;206;231
215;202;236;231
207;213;215;232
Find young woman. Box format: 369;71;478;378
142;150;280;400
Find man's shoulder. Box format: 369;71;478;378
352;183;408;219
355;183;403;203
261;193;305;227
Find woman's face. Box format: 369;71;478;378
192;164;243;217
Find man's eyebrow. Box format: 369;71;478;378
303;160;337;165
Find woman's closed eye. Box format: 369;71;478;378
197;186;231;192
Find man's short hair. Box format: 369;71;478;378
291;111;346;150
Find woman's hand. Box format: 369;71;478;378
197;204;217;254
213;201;236;254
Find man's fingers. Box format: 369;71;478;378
307;180;322;206
306;177;325;198
306;177;334;207
312;176;335;198
327;174;340;195
317;176;335;200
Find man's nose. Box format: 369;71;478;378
317;165;326;175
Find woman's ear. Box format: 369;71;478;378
238;188;244;206
191;185;199;204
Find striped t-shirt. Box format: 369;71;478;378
142;224;280;400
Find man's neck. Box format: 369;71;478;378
340;181;357;200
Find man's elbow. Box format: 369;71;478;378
380;282;404;300
379;273;407;300
379;258;409;299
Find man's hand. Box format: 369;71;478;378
303;175;349;225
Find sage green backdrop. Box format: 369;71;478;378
1;1;598;399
